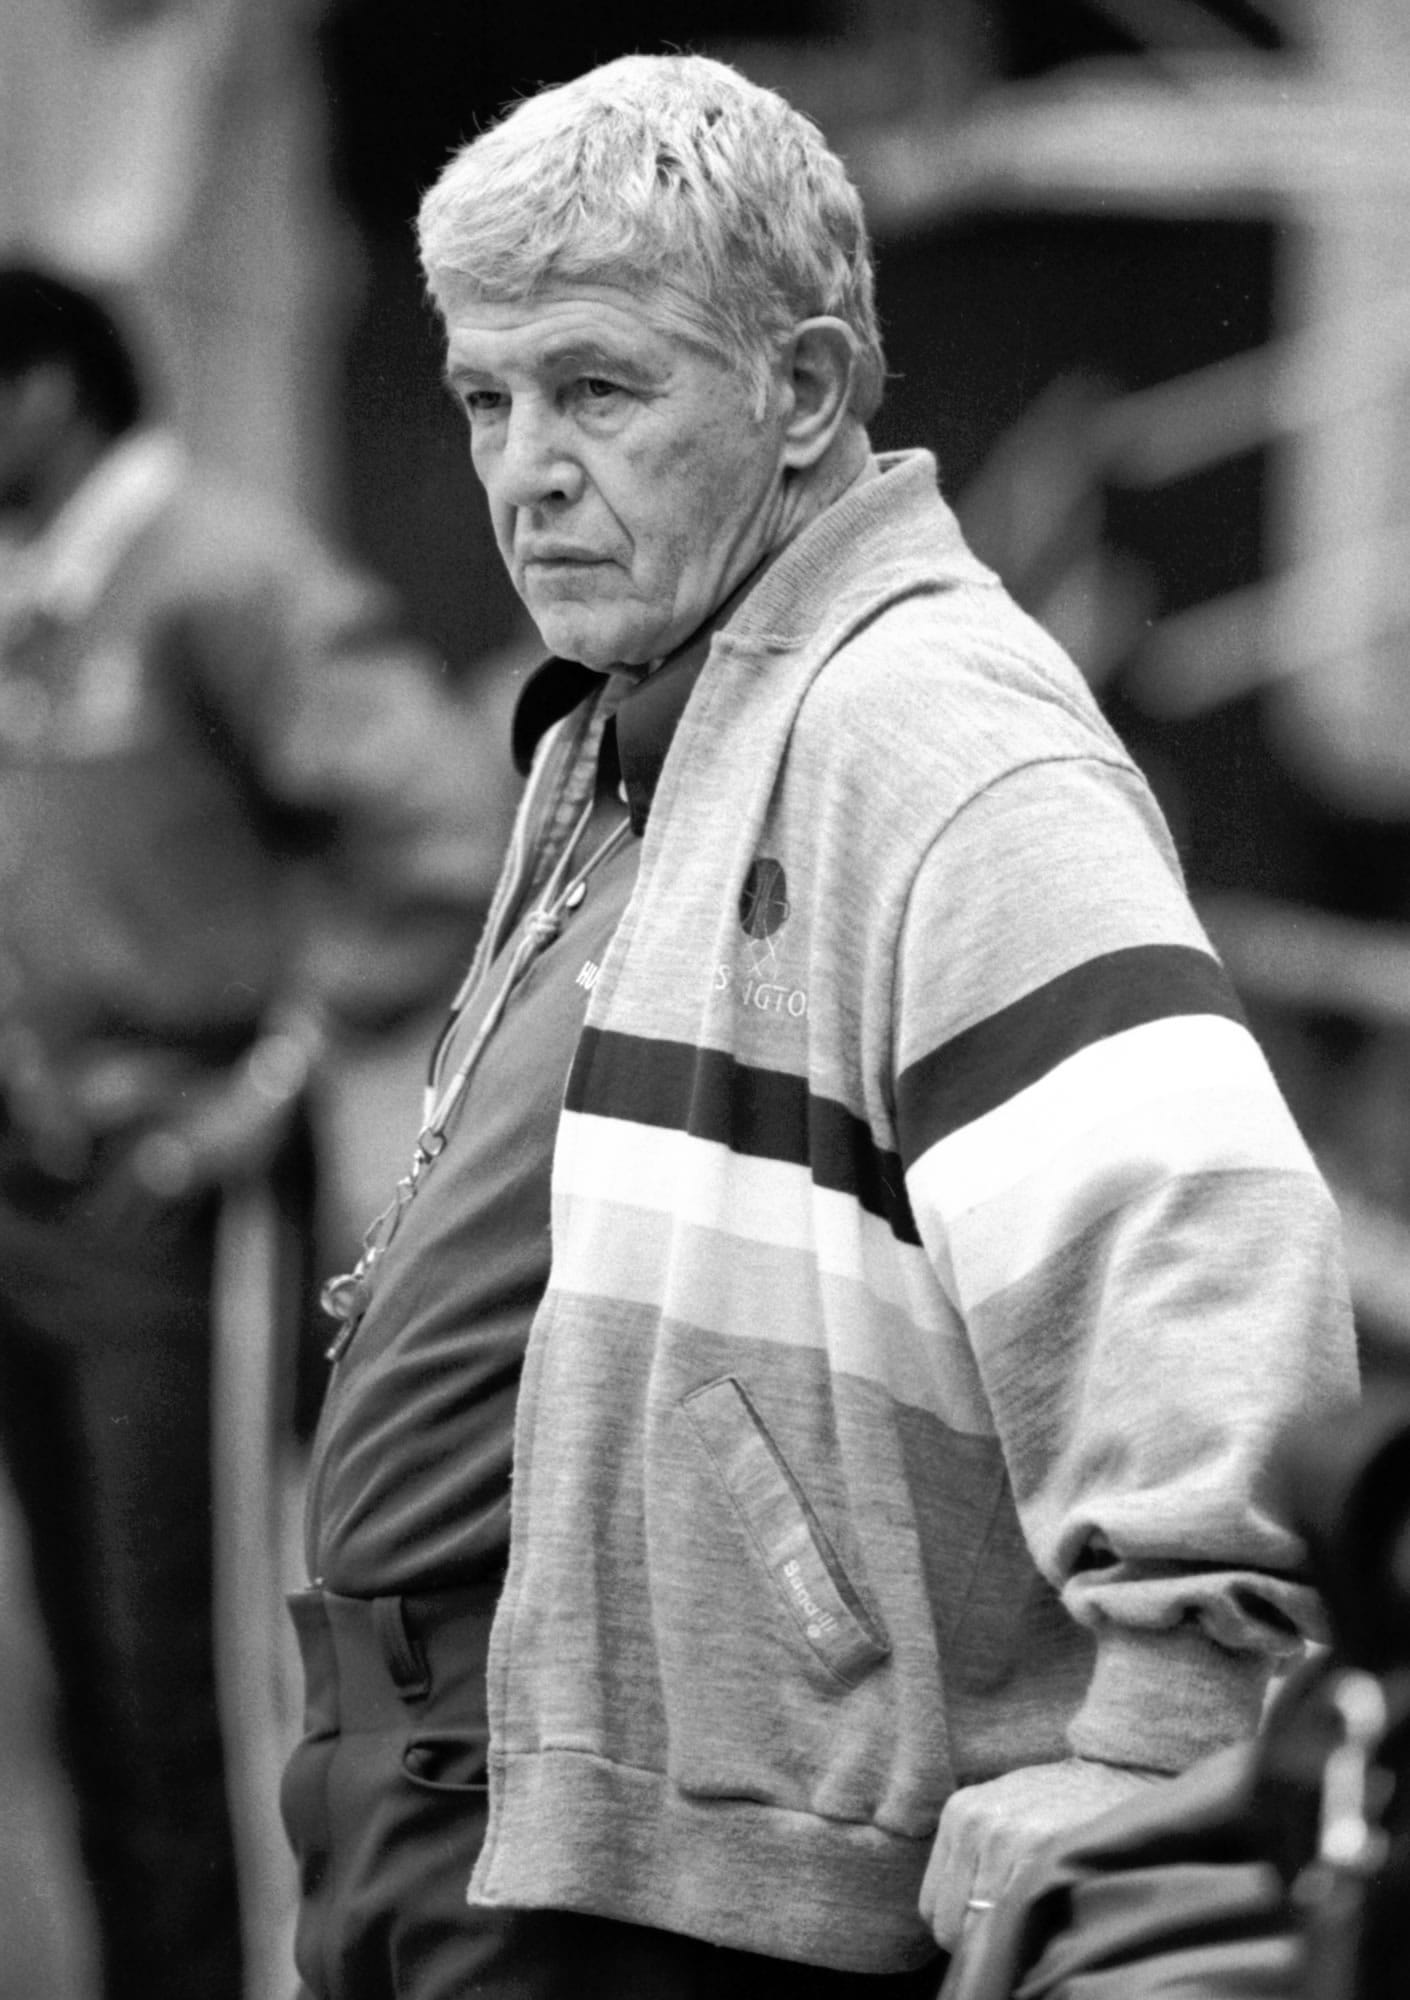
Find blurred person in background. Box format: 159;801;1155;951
0;261;501;2000
284;53;1357;2000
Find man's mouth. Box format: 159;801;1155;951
520;547;608;567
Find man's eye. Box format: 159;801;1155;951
577;377;622;403
463;390;504;418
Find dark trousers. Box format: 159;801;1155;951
0;1188;242;2000
282;1585;949;2000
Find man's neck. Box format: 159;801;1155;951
632;426;875;683
773;421;874;554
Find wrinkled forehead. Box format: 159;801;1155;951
431;265;761;382
439;288;672;393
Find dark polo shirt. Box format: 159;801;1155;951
305;646;708;1596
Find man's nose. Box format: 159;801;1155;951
495;400;583;510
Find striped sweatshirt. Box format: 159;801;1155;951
466;451;1356;1972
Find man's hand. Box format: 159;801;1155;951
922;1759;1166;1952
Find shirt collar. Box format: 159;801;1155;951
510;553;775;832
607;622;716;834
509;645;710;837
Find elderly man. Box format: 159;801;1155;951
286;52;1357;2000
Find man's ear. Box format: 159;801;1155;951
778;317;859;471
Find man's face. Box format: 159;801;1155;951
441;282;792;669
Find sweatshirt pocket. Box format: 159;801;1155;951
681;1375;890;1686
650;1373;907;1821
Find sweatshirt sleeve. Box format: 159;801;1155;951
894;752;1358;1773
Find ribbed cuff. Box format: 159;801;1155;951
1069;1623;1271;1773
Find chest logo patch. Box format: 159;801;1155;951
723;856;807;1019
739;856;790;940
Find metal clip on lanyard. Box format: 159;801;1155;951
320;796;633;1361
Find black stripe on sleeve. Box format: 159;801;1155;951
565;1027;920;1244
895;942;1245;1169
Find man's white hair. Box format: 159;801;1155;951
417;52;885;421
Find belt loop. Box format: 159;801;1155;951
372;1595;431;1701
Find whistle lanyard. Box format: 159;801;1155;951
320;795;634;1361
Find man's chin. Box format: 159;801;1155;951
529;614;656;674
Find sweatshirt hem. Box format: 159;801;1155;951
469;1746;942;1974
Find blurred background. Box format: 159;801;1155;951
2;2;1409;1995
